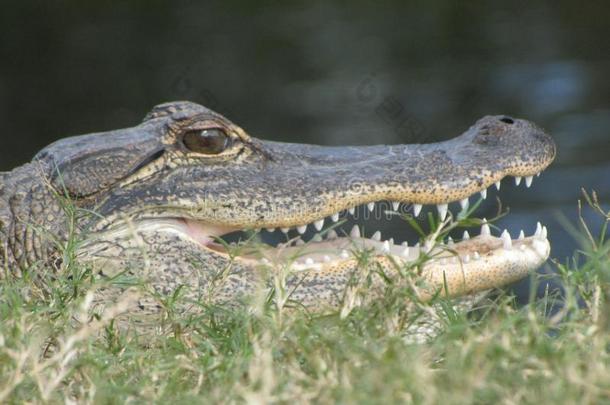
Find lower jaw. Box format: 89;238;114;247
87;214;549;301
186;218;551;301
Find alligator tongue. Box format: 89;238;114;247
182;219;237;247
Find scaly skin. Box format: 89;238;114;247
0;101;556;318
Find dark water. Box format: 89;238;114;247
1;1;609;265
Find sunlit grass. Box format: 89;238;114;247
0;191;609;403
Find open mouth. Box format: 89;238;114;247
170;171;550;275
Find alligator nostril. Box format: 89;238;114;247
499;116;515;124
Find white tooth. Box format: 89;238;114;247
381;240;390;253
463;254;470;263
327;230;338;240
348;207;355;215
535;222;542;237
473;251;480;260
536;172;541;177
266;228;275;232
392;201;400;211
305;258;314;265
372;231;381;241
413;204;422;217
340;250;349;259
367;202;375;212
495;181;501;190
281;227;290;233
463;231;470;240
314;219;324;231
388;238;395;245
401;241;409;247
480;189;487;199
440;258;446;265
297;225;307;234
331;212;340;222
459;198;469;210
350;225;361;238
414;242;420;248
518;230;525;240
437;203;448;220
324;255;331;262
501;230;512;249
520;244;526;251
481;219;491;236
295;239;305;246
312;234;323;242
447;236;454;245
542;226;548;239
525;176;533;188
401;247;410;257
515;176;522;186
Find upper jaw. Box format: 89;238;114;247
90;115;555;234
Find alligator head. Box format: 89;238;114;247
2;101;556;315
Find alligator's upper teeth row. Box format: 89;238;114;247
261;174;541;235
287;219;547;247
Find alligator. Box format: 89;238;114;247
0;101;556;321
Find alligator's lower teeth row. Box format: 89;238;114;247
261;174;542;235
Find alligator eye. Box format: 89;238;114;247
500;116;515;124
183;129;231;154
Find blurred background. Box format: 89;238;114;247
0;1;608;272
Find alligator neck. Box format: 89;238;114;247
0;171;14;275
0;162;67;276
